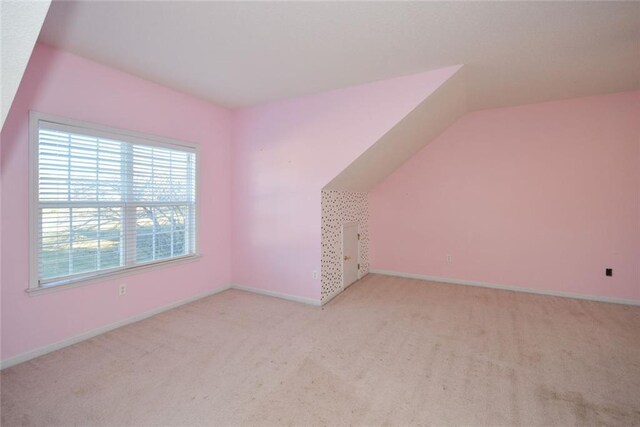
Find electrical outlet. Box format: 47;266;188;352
605;268;613;277
118;284;127;296
447;255;453;263
312;270;318;280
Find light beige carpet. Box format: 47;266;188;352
2;274;639;426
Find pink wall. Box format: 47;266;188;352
231;66;460;300
371;91;640;301
0;44;233;360
0;100;2;361
4;42;635;365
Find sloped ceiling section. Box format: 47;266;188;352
39;2;639;109
324;67;467;192
0;0;51;130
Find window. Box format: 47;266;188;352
29;112;198;291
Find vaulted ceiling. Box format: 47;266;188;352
1;0;51;128
325;66;468;192
39;1;639;110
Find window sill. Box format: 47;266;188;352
26;254;202;296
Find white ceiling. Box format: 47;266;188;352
39;1;639;110
1;0;51;129
325;67;468;192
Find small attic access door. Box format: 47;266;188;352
342;222;359;288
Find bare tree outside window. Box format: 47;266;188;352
36;123;196;287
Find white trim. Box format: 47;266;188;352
27;254;202;296
230;284;321;306
28;110;39;291
369;269;640;306
2;284;323;370
342;221;360;287
1;285;231;370
193;141;201;256
31;111;199;151
28;110;200;291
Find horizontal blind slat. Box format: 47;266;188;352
37;121;197;284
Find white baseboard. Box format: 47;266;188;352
2;283;322;370
13;270;631;370
230;284;321;306
0;285;231;370
369;269;640;306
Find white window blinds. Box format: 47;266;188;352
33;116;197;288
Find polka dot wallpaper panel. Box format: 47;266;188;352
321;190;370;303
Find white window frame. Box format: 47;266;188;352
28;111;201;295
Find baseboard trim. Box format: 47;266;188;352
369;269;640;306
230;284;321;306
0;285;231;370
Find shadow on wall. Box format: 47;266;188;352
321;190;369;303
317;69;467;304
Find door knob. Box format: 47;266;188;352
344;255;351;261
